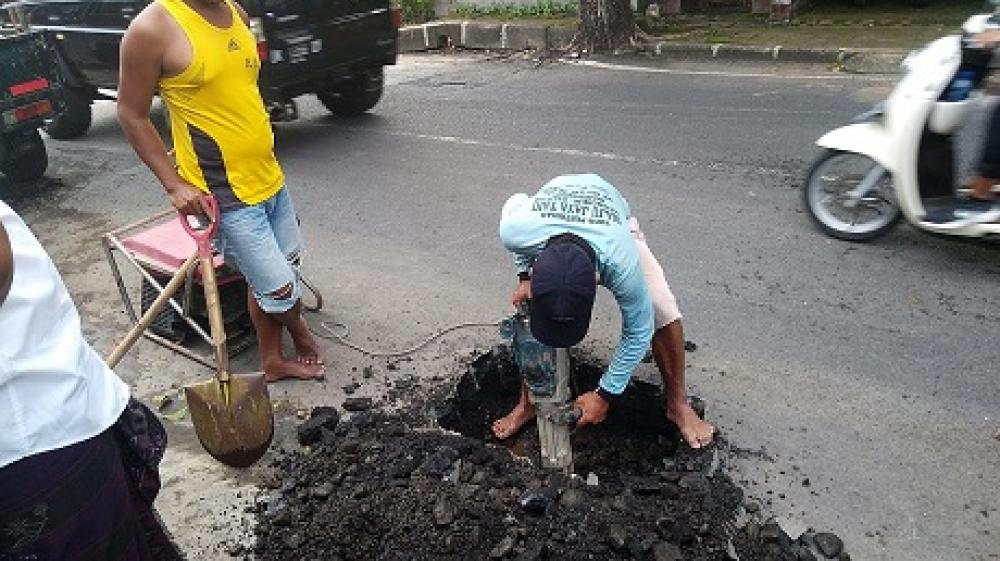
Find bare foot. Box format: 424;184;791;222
666;400;715;449
491;402;536;440
263;357;325;382
295;352;324;367
289;319;325;366
969;176;998;201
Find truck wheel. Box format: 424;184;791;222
1;130;48;182
317;68;384;116
44;88;93;140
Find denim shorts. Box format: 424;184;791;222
215;187;303;314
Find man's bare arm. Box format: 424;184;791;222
117;14;210;216
0;222;13;307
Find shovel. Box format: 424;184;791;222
107;251;199;369
180;196;274;468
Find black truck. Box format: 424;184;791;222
3;0;399;139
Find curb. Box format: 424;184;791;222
640;42;908;73
399;21;575;52
399;21;909;74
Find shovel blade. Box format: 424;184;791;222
184;373;274;468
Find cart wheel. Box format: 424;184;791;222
1;129;47;181
301;275;323;312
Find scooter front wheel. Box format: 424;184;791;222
803;149;902;242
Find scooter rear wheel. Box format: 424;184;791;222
803;149;902;242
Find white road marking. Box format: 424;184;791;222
563;59;891;82
325;124;797;178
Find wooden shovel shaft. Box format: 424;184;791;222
198;252;230;383
107;252;199;369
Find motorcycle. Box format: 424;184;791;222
803;12;1000;242
0;9;65;182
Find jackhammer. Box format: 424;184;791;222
500;305;582;474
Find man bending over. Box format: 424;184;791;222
496;173;714;449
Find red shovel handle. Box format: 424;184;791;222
179;195;219;255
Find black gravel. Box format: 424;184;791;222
245;349;850;561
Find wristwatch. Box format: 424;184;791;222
595;386;621;405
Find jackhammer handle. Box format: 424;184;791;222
553;405;583;427
567;406;583;427
517;300;529;316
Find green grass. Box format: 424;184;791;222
400;0;435;24
450;1;578;20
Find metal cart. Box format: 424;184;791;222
102;208;323;369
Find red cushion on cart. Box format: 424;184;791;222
122;219;225;275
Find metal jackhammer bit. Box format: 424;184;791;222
500;305;579;473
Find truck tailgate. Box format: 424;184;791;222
253;0;395;85
13;0;132;89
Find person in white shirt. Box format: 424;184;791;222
0;201;182;560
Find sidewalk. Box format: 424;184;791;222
397;19;910;73
398;0;981;73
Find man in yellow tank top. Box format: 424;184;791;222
117;0;325;381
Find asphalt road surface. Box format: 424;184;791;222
3;53;997;560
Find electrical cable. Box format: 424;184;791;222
311;318;503;358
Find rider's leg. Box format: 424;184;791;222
969;102;1000;201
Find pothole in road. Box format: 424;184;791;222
242;350;851;561
435;348;686;486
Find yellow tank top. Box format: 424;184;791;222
157;0;283;208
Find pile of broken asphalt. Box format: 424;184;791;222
235;349;851;560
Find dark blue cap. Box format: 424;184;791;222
529;236;597;348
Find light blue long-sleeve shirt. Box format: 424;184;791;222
498;174;653;395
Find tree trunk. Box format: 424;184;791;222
576;0;634;53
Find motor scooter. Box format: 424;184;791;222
0;7;65;182
803;12;1000;242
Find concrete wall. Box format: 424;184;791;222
399;21;570;50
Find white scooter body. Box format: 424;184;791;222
814;14;1000;239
